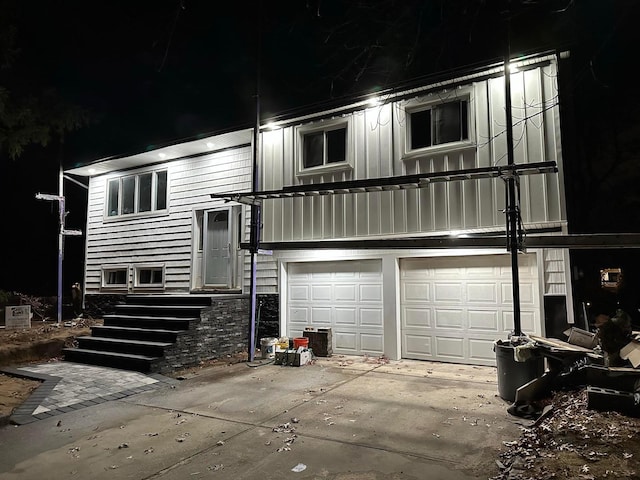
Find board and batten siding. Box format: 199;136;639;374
259;60;565;244
83;146;252;294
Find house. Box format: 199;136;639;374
65;50;572;368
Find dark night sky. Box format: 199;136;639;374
2;0;639;298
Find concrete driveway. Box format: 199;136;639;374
0;356;523;480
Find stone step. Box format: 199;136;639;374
103;314;195;331
91;325;182;343
76;336;172;357
115;304;204;318
125;294;213;307
63;348;160;373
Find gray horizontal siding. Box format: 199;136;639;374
83;147;252;294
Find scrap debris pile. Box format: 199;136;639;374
494;309;640;479
492;389;640;479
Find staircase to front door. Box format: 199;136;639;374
63;295;210;373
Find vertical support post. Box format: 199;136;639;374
57;163;64;326
248;16;262;362
504;57;522;337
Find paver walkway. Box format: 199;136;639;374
2;362;178;424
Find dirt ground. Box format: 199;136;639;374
1;326;639;478
0;318;102;422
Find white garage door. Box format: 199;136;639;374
400;254;541;366
287;260;384;355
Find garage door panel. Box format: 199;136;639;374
289;307;309;323
434;309;465;329
402;308;431;328
467;283;498;303
335;284;356;301
468;338;497;365
434;283;463;302
403;282;430;302
468;310;500;331
334;331;358;352
360;333;384;353
403;334;432;356
434;336;465;359
360;284;383;302
360;308;383;326
288;260;383;356
502;282;536;305
290;285;309;301
311;285;332;301
335;307;357;325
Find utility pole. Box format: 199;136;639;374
35;165;82;325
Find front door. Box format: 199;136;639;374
204;209;230;286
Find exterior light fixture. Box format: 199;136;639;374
158;153;167;159
206;142;215;149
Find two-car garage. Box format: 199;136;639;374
284;253;542;366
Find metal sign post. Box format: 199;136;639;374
35;166;82;325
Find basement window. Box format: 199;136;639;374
102;267;128;288
135;266;165;288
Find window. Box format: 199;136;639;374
103;268;128;288
408;99;469;150
296;118;352;174
303;127;346;169
135;266;164;288
107;170;168;217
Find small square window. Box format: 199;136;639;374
302;126;347;169
409;100;469;150
103;268;128;287
136;266;165;287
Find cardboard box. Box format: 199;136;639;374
620;341;640;368
563;327;598;349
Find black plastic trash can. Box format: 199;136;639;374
494;340;545;402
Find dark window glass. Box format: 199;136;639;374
411;100;468;149
139;268;163;285
326;128;346;163
303;132;324;168
434;101;463;145
138;173;152;212
122;176;135;214
410;109;432;149
107;180;119;216
155;171;167;210
106;269;126;285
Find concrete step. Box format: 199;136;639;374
91;325;182;343
76;336;172;357
103;314;195;331
63;348;160;373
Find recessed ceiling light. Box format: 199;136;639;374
206;142;215;149
158;153;167;159
88;168;96;174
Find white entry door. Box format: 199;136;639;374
203;209;231;286
287;260;384;355
400;254;541;366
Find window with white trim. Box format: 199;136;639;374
102;267;128;288
135;266;165;288
407;98;470;151
106;170;168;217
296;119;352;175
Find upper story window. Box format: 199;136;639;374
303;127;346;168
106;170;168;217
408;100;469;150
296;118;352;176
401;89;474;160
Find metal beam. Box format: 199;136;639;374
243;234;640;251
211;161;557;203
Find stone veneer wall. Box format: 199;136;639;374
256;294;280;340
159;295;250;373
